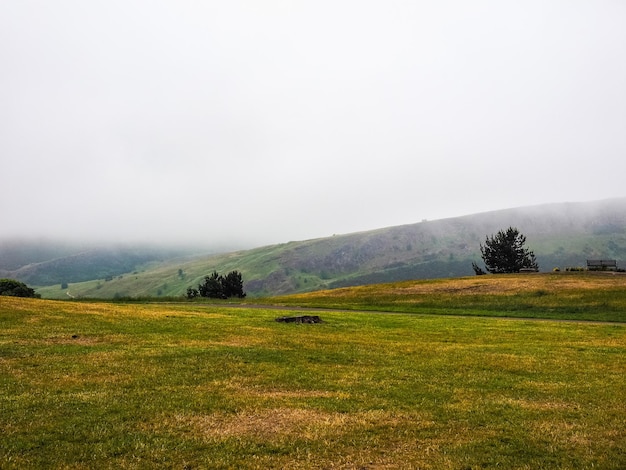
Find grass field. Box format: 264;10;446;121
268;272;626;322
2;278;625;469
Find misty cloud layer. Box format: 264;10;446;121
2;1;625;246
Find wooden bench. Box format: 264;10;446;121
519;267;539;273
586;259;618;271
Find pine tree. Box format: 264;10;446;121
477;227;538;274
195;270;246;299
222;270;246;298
198;271;224;298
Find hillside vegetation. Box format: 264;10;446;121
1;285;624;469
0;241;201;287
23;198;626;299
267;272;626;323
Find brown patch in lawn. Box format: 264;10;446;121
498;397;579;411
183;408;345;439
159;408;434;442
532;420;592;448
246;389;352;400
205;377;351;401
145;409;488;469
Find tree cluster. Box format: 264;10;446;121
187;270;246;299
0;279;40;298
473;227;538;274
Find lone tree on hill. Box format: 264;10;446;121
474;227;538;274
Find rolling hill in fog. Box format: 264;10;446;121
6;198;626;299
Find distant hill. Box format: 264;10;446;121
0;240;204;287
22;197;626;299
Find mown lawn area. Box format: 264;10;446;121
1;295;625;469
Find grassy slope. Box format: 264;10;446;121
266;272;626;322
1;294;625;469
31;247;260;298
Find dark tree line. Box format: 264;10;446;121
0;279;40;298
187;270;246;299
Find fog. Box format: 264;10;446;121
2;1;625;247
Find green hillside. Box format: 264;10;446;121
0;242;206;287
33;198;626;299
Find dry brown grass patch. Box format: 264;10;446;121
498;397;579;411
532;420;593;448
247;389;352;400
152;408;433;441
205;376;352;401
385;274;626;297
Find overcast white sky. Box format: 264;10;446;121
1;1;625;247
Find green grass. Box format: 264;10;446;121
1;294;625;469
267;272;626;322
